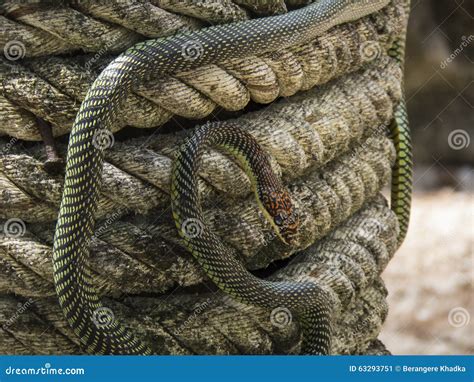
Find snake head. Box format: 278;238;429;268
261;189;299;245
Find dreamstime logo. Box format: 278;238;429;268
270;307;292;328
448;307;470;328
262;231;276;247
84;31;123;71
2;298;33;329
3;40;26;61
448;129;470;150
359;41;382;62
181;40;204;62
3;218;26;238
440;35;474;69
181;218;204;239
1;136;18;155
92;129;115;150
93;207;129;240
175;298;211;336
346;123;388;160
285;30;304;47
92;307;115;329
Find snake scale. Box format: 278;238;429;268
171;123;332;354
52;0;410;355
388;5;412;245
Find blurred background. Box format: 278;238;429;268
379;0;473;354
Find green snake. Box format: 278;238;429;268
171;123;332;354
388;5;412;245
52;0;408;355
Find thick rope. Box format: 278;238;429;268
0;0;409;355
0;130;395;299
1;0;399;57
1;58;401;222
0;197;397;354
0;55;401;303
0;2;406;140
0;0;257;57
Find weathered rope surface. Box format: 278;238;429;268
0;0;409;355
0;132;395;299
0;57;401;222
0;197;397;354
0;0;396;56
0;56;400;300
0;2;406;140
2;1;328;58
0;0;256;57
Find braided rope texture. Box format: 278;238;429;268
1;57;401;222
0;2;406;140
0;0;409;354
1;58;401;302
1;0;298;58
1;197;398;354
0;0;398;56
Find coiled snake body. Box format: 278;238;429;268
52;0;406;355
171;123;332;354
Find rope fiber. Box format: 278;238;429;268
0;0;411;355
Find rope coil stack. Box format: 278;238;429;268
0;0;409;354
1;2;405;140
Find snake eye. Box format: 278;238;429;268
274;215;283;226
274;211;287;226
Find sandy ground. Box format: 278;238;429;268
379;190;473;354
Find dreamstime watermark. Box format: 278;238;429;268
448;307;470;328
5;363;84;376
3;40;26;61
440;35;473;69
248;332;262;348
270;307;292;329
262;230;277;247
2;298;34;330
92;306;115;329
1;136;18;154
92;129;115;150
448;129;470;150
284;29;304;48
181;218;204;239
79;207;130;250
181;40;204;62
359;41;382;62
2;218;26;238
84;32;122;71
346;122;389;160
175;298;212;336
93;207;129;239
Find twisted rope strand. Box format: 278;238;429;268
0;2;405;140
1;59;401;223
0;0;410;355
1;198;397;355
0;132;395;300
